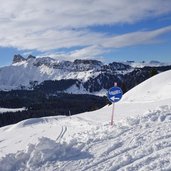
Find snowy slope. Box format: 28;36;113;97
0;107;171;171
122;69;171;102
0;70;171;171
80;70;171;122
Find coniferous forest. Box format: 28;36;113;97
0;90;109;127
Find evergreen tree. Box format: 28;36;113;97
150;68;158;77
121;81;127;94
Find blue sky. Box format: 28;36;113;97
0;0;171;66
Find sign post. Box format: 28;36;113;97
107;82;123;126
111;102;115;125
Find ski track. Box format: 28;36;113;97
56;126;67;142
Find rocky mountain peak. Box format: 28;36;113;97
27;55;36;60
12;55;26;64
73;59;103;66
101;62;132;72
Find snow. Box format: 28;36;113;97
122;69;171;102
65;84;89;94
0;107;25;114
80;70;171;122
0;107;171;171
0;70;171;171
65;84;107;96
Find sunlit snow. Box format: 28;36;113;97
0;70;171;171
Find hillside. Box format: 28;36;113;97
0;70;171;171
80;69;171;122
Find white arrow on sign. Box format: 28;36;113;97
110;96;115;101
110;96;120;101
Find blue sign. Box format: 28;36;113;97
107;86;123;103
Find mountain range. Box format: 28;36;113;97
1;55;171;95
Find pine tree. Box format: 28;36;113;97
150;68;158;77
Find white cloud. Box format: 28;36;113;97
69;45;106;58
0;0;171;58
55;26;171;59
102;26;171;48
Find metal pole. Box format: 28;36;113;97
69;110;71;119
111;82;117;126
111;102;115;125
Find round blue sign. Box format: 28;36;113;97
107;86;123;103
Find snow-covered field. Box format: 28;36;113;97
0;107;25;114
0;70;171;171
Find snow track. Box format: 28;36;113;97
56;126;67;142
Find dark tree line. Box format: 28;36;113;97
0;92;109;127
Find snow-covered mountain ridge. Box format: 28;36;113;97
0;55;131;91
1;55;171;95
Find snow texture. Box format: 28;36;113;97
0;70;171;171
0;107;171;171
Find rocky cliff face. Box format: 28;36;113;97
12;55;26;64
27;55;36;60
13;54;37;64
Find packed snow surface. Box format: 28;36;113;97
0;107;171;171
122;69;171;102
0;70;171;171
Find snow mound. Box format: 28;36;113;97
122;70;171;102
1;107;171;171
0;137;91;171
